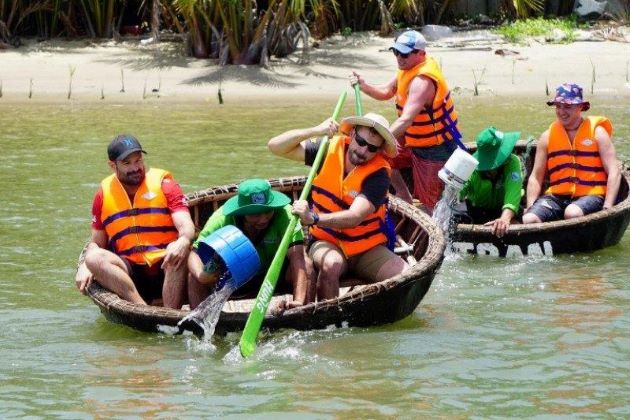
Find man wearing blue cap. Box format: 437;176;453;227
187;179;309;310
350;29;462;214
75;134;195;309
523;83;620;223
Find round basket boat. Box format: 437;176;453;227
82;176;446;334
449;141;630;257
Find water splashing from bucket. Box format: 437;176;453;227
433;148;479;243
177;225;261;338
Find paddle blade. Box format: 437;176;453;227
238;90;347;358
239;230;291;357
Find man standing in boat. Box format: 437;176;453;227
523;83;620;223
75;135;195;309
268;113;409;301
187;178;310;310
350;30;462;214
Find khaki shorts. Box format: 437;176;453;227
309;241;399;283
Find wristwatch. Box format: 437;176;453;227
310;211;319;226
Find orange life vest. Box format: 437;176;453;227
396;56;461;148
101;168;178;266
310;136;391;257
545;116;613;198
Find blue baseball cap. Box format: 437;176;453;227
390;30;427;54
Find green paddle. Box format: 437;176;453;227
239;91;348;358
353;83;363;117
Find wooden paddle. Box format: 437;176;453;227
239;91;347;357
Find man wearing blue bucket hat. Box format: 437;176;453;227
458;127;523;237
75;134;195;309
350;29;462;214
523;83;620;223
187;179;309;310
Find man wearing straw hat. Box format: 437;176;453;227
268;113;409;301
75;134;195;309
187;179;309;310
523;83;620;223
350;30;462;214
458;127;523;238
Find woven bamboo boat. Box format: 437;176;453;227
450;141;630;257
83;176;445;334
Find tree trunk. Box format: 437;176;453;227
151;0;160;42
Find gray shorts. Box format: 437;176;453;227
525;194;604;222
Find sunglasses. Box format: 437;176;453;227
354;131;380;153
392;49;416;59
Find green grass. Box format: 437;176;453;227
495;16;583;43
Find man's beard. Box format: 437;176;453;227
349;150;367;166
119;169;144;186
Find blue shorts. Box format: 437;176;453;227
525;194;604;222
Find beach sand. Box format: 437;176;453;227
1;31;629;103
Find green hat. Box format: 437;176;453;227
473;127;520;171
222;178;291;216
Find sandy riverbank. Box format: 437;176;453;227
1;31;629;103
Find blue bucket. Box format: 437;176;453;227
196;225;261;290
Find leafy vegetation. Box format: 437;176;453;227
0;0;611;65
495;16;582;43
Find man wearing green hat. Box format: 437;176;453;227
459;127;523;237
187;179;309;310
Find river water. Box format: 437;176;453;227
2;96;630;417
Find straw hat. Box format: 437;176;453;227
339;112;398;158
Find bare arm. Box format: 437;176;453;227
596;126;621;209
351;71;397;101
484;208;515;238
292;196;376;229
389;76;435;141
161;210;195;270
267;118;339;162
525;132;550;209
75;228;108;293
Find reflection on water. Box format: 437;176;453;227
1;97;630;417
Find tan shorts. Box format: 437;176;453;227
309;241;399;283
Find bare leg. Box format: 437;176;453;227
162;261;187;309
564;203;585;219
310;241;347;301
84;248;146;305
373;255;409;282
283;245;309;308
522;212;542;224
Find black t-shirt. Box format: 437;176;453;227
304;139;390;207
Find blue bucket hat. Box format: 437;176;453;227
546;83;590;111
390;30;427;54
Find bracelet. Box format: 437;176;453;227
310;211;319;226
